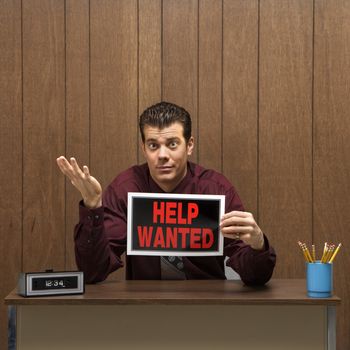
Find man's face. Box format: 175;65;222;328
142;122;194;192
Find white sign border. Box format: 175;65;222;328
127;192;225;256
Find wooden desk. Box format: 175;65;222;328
5;279;340;350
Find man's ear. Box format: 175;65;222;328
141;142;146;156
187;136;194;156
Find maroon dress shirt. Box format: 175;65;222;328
75;162;276;285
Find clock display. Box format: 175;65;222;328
32;276;78;290
18;271;84;296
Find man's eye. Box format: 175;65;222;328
148;143;158;150
169;142;178;149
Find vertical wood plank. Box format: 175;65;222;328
90;0;138;189
314;1;350;348
65;0;90;270
138;0;162;163
22;0;65;271
138;0;162;115
223;0;258;214
259;0;313;277
0;0;22;347
198;0;222;172
90;0;138;280
163;0;198;162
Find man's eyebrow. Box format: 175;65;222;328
145;136;181;142
166;137;181;142
145;138;158;142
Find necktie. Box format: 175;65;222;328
160;256;186;280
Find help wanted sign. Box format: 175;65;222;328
127;193;225;256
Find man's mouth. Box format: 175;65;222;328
156;165;173;173
156;165;173;171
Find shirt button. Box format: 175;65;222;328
94;215;99;220
87;216;92;220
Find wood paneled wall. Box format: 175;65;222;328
1;0;349;348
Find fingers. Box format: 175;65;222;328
220;212;255;229
220;210;258;239
220;223;257;237
221;225;252;232
222;232;252;241
221;216;251;227
83;165;91;179
221;211;252;220
56;156;102;208
56;156;69;169
56;156;73;177
70;157;84;176
83;165;89;175
222;233;241;240
82;165;97;186
56;156;86;182
220;211;264;249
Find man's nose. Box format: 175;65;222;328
158;145;169;159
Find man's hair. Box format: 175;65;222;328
139;101;192;143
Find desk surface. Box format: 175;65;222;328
5;279;341;306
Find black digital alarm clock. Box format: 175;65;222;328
18;270;84;297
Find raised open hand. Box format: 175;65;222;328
56;156;102;209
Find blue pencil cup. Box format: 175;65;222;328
306;261;333;298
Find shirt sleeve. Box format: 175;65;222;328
223;187;276;286
74;185;127;283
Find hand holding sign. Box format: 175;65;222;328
220;211;265;250
56;156;102;209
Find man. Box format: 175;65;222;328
57;101;276;284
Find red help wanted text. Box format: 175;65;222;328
127;193;225;256
137;201;214;249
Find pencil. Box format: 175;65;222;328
325;245;335;263
329;243;342;263
312;244;316;262
321;242;328;263
297;241;306;261
298;241;310;262
304;244;313;263
300;242;313;263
